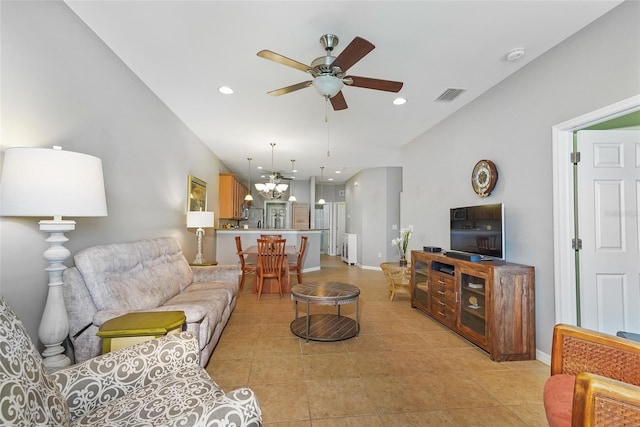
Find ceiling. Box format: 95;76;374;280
64;1;622;185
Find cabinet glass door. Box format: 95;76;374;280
459;270;487;342
412;257;429;309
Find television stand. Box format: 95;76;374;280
410;250;535;361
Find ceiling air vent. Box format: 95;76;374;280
435;88;466;102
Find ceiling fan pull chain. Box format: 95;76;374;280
325;96;330;157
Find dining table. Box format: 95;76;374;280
240;245;299;294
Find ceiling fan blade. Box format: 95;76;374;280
257;50;311;73
267;81;313;96
346;75;404;93
330;91;348;111
331;37;375;73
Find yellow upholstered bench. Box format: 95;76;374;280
97;311;186;354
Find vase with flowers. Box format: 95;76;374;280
392;226;413;266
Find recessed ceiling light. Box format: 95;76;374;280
393;97;407;105
328;178;334;181
218;86;234;95
335;170;341;174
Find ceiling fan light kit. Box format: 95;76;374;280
312;75;343;98
258;33;403;111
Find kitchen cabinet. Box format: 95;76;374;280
219;173;248;220
410;250;535;361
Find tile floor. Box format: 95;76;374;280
206;255;550;426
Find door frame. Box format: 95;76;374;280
552;94;640;325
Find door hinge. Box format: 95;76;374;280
570;152;581;164
572;238;582;250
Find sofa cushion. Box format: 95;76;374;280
544;374;575;427
0;298;70;426
187;280;239;302
74;238;193;311
164;287;231;346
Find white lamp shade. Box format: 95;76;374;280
0;147;107;217
186;211;214;228
275;183;288;192
312;75;344;97
255;183;266;191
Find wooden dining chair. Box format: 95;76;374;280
260;234;282;239
256;238;286;300
235;236;256;291
288;235;308;285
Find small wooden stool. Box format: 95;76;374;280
97;311;186;354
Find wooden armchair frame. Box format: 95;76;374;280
548;324;640;426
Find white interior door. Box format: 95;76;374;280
577;130;640;335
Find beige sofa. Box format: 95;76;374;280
63;237;239;367
0;297;262;426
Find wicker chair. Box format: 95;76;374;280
544;324;640;427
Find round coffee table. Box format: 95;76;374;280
290;281;360;342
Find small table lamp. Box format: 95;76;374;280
186;211;214;264
0;146;107;369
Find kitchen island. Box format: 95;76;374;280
215;229;322;272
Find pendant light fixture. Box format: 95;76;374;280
288;159;297;202
317;166;326;205
255;142;288;199
244;157;253;202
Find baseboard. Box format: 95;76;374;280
536;349;551;365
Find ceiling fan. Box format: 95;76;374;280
271;172;292;181
257;34;403;110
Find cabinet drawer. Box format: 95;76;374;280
431;295;456;325
431;272;454;288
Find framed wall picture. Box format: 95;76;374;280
188;174;207;211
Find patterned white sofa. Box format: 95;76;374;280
63;237;240;367
0;297;262;426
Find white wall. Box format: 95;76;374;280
0;1;225;346
345;167;402;267
402;1;640;356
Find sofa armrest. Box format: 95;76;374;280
51;332;200;420
192;264;240;285
572;372;640;427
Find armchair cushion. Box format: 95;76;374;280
543;374;575;427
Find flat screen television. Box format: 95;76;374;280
450;203;505;260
